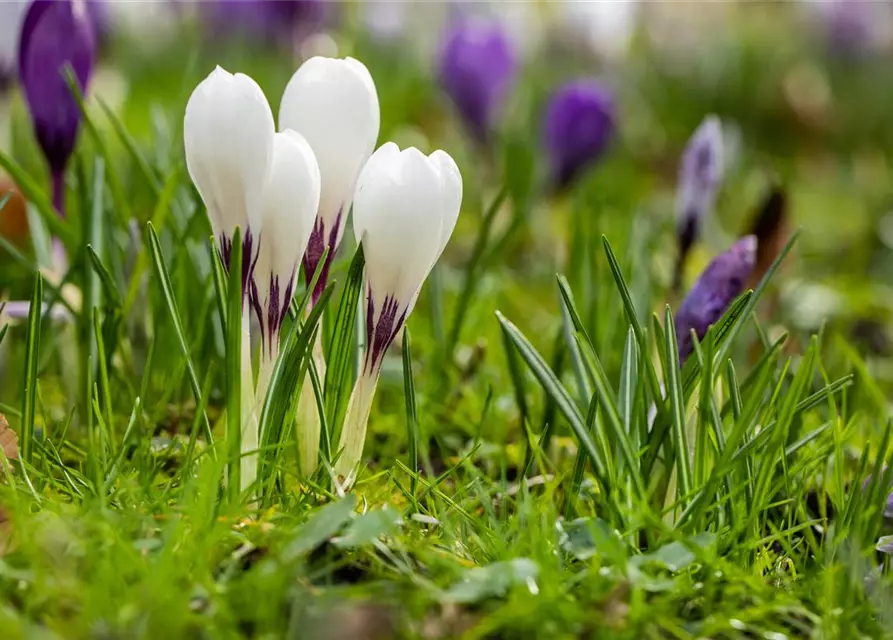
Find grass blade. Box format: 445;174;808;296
402;329;420;497
224;227;243;502
496;311;611;499
146;221;213;447
21;272;43;465
324;246;365;434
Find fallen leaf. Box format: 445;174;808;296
0;413;19;465
746;184;789;290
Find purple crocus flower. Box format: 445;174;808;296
543;79;615;190
18;0;95;218
674;115;724;290
675;236;757;364
438;18;517;142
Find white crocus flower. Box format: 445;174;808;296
335;143;463;485
185;66;274;279
184;66;275;492
242;129;321;487
279;55;380;302
278;55;380;477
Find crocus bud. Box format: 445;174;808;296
184;66;275;293
438;18;517;142
674;115;724;290
251;130;321;360
279;56;380;304
335;143;463;483
543;79;615;190
675;236;757;364
18;0;95;216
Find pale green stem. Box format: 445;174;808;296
334;367;380;488
239;310;258;492
296;331;325;477
255;340;280;419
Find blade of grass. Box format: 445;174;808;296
324;246;365;435
402;329;420;499
146;221;213;447
496;311;611;502
224;227;243;503
20;272;43;465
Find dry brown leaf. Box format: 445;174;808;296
746;184;789;291
0;414;18;465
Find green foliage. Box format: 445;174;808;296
1;9;892;638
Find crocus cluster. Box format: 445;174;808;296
675;235;757;364
184;55;462;490
674;115;724;290
438;18;517;142
18;0;95;218
543;79;615;190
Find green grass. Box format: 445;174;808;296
2;6;893;638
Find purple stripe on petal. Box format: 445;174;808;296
266;273;280;357
249;277;265;351
279;267;296;329
365;286;375;357
218;228;257;302
364;292;407;374
302;209;343;305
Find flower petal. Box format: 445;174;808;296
428;149;463;265
279;56;380;235
184;66;275;240
353;144;444;308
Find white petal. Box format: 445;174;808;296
428;150;463;265
184;66;275;239
279;56;380;242
257;129;321;285
353;145;444;308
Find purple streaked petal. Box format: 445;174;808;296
363;290;407;375
218;227;258;305
302;209;342;306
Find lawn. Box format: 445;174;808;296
1;2;893;638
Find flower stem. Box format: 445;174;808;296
334;367;380;488
239;310;258;492
296;331;325;477
51;172;65;219
255;339;279;418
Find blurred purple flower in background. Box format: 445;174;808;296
205;0;325;46
674;115;724;290
438;18;517;142
18;0;95;217
822;0;878;58
543;79;615;190
675;235;756;364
